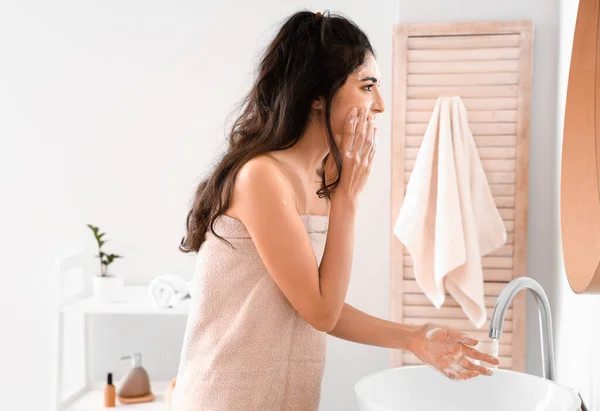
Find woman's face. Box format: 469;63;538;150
329;53;385;138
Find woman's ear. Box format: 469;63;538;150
312;97;325;110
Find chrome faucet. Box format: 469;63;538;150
489;277;555;381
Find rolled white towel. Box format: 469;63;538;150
148;274;190;308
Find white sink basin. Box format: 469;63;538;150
355;366;581;411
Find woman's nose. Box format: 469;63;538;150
371;92;385;114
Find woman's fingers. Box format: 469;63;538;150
340;107;376;163
460;357;493;376
361;115;374;160
373;126;378;151
341;107;358;157
366;126;377;165
441;363;478;380
463;345;500;366
352;109;369;158
461;369;482;380
444;328;478;346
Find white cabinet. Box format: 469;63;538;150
54;252;188;411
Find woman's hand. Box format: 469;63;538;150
331;107;377;203
407;323;500;380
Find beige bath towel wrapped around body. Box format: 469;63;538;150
171;213;329;411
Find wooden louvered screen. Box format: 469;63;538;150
390;21;533;372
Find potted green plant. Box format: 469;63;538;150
87;224;124;303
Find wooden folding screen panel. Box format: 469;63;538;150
390;21;533;372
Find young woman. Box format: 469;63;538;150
172;10;499;411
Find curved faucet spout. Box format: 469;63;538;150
489;277;555;381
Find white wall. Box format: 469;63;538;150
1;1;397;410
554;0;600;409
398;0;561;380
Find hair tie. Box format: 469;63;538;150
314;11;323;21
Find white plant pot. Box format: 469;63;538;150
92;275;124;303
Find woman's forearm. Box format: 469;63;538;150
317;197;357;331
326;303;416;351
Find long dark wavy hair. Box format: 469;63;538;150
179;10;374;253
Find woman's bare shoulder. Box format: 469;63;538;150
237;154;293;190
226;154;297;218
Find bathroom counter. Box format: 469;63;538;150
64;382;171;411
61;285;190;316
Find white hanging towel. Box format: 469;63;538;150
393;96;507;329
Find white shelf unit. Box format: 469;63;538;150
54;252;188;411
62;286;190;316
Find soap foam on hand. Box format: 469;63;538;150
409;324;488;381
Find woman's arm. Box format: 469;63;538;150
326;303;416;351
233;157;357;332
327;303;501;379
